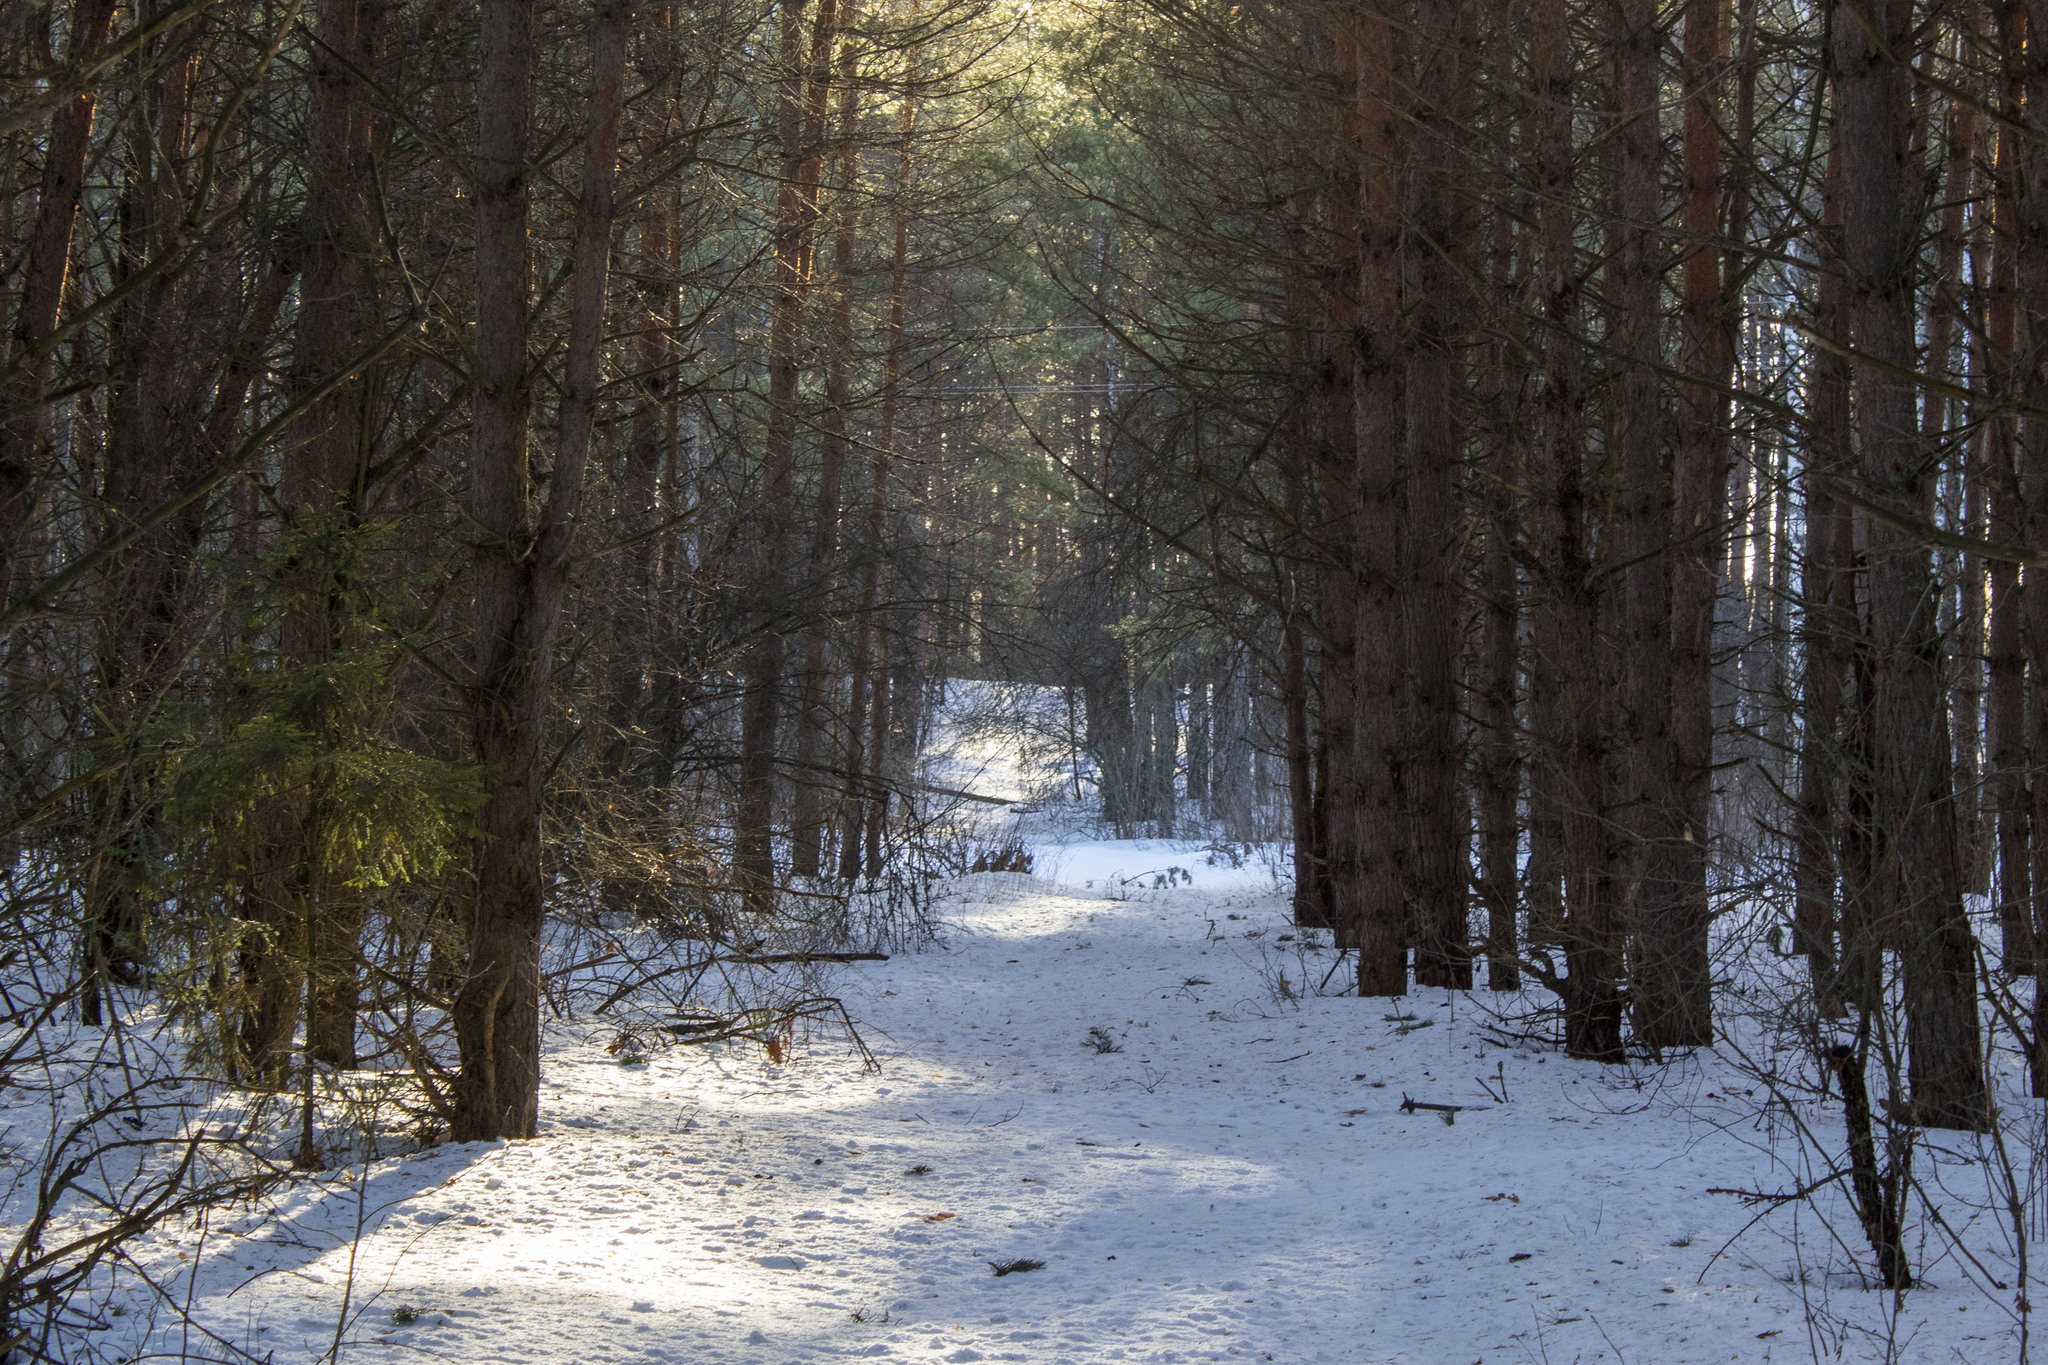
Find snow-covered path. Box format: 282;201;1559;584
136;850;2020;1364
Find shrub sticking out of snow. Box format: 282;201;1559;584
968;835;1033;874
1083;1026;1122;1054
987;1258;1045;1277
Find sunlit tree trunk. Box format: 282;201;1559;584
598;141;676;919
291;0;386;1073
736;0;826;914
841;32;917;881
453;0;627;1142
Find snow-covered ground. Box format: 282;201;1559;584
83;843;2031;1364
35;702;2035;1362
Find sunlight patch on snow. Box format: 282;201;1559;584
110;871;2031;1363
54;699;2031;1363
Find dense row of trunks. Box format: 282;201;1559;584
1050;0;2048;1129
0;0;984;1146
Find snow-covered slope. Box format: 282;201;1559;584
94;844;2025;1363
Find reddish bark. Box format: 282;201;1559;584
736;0;834;913
0;0;118;586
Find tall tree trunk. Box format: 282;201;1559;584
598;156;676;919
1216;648;1253;838
1925;90;1977;932
1346;0;1408;998
452;0;627;1142
1837;0;1987;1131
1475;199;1521;992
1318;9;1404;996
1404;0;1472;991
1475;462;1521;993
1982;12;2029;1015
1155;661;1179;833
1613;0;1674;1047
2014;0;2048;1090
873;394;943;865
735;0;827;914
0;0;118;587
289;0;386;1074
1955;109;1991;900
840;32;917;881
788;15;860;880
1796;127;1854;1015
1281;114;1329;929
1647;0;1732;1049
1281;449;1324;928
1530;0;1619;1056
83;46;203;1032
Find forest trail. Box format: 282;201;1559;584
131;847;2007;1363
8;0;2035;1356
